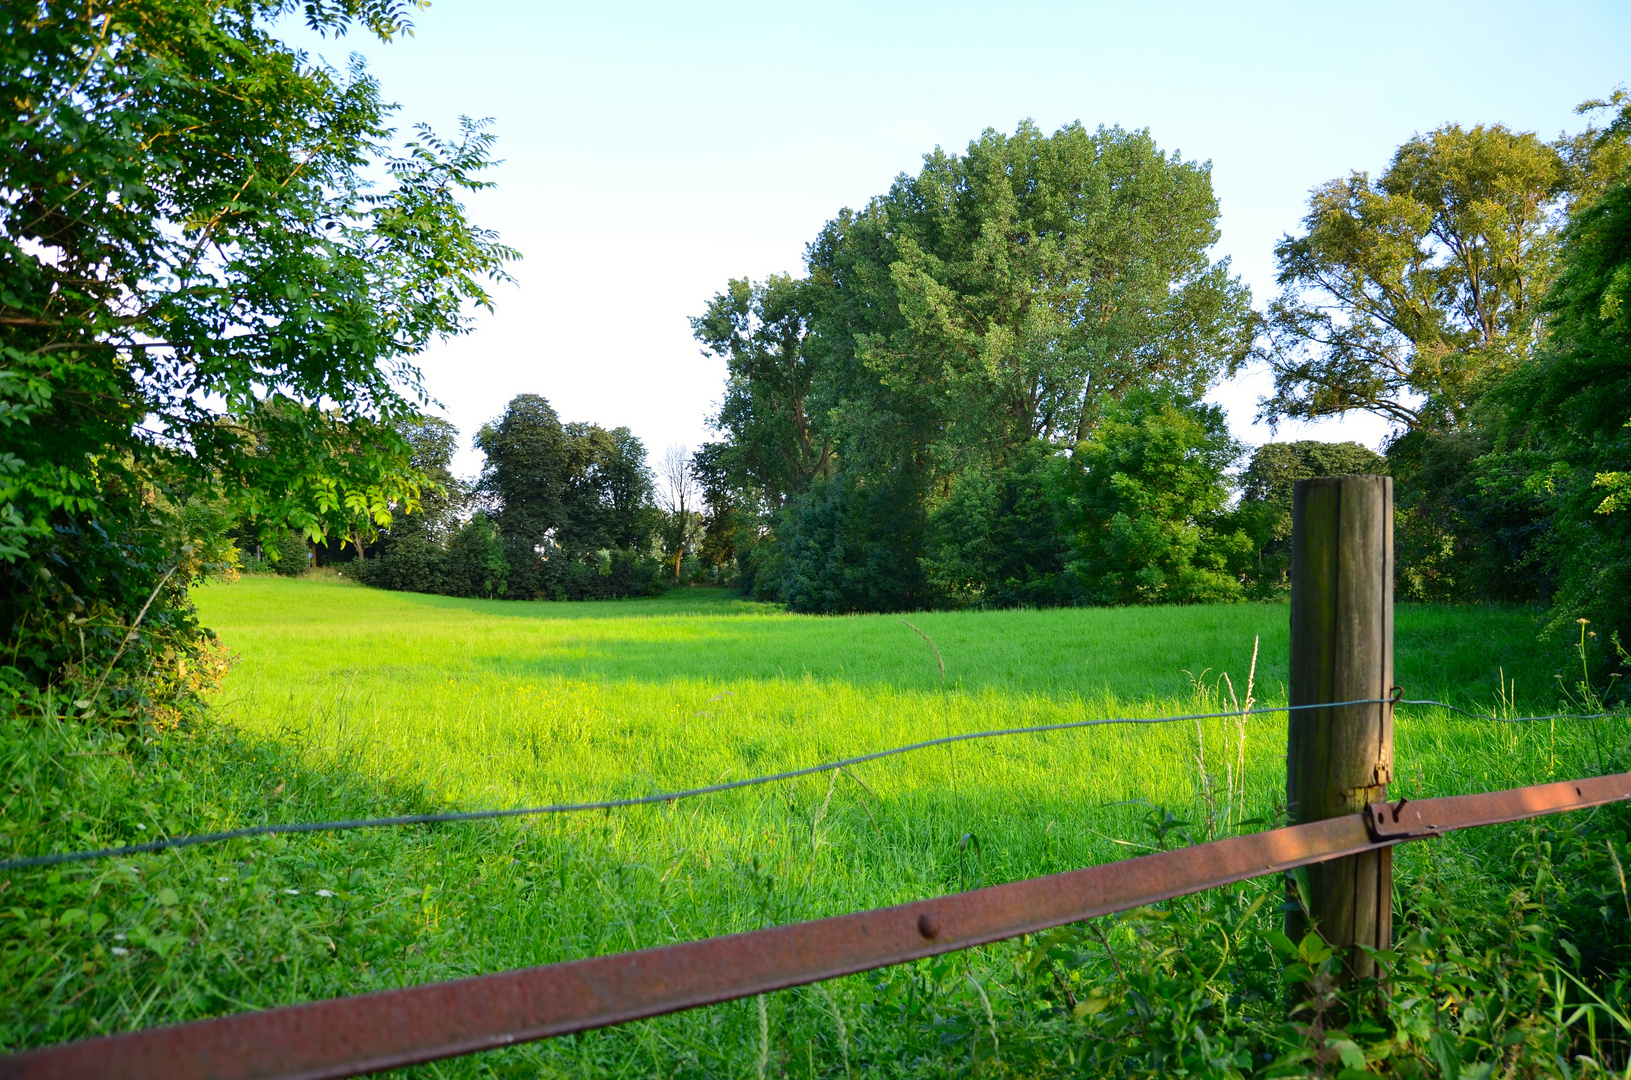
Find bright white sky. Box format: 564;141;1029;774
284;1;1630;477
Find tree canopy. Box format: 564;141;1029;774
3;0;515;698
1262;123;1566;434
698;121;1257;611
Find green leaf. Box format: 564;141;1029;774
1298;932;1334;965
1428;1029;1460;1080
1327;1038;1366;1071
156;888;179;907
1074;988;1114;1017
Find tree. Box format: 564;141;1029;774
467;396;662;600
693;275;833;511
691;442;741;578
1259;114;1631;603
1502;91;1631;648
1065;390;1251;605
707;121;1255;611
350;415;466;591
1235;441;1388;592
1261;124;1566;434
476;395;569;597
2;0;515;699
656;446;701;581
808;120;1255;475
556;423;655;555
398;415;466;537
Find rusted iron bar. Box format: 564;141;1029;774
5;772;1630;1080
1363;772;1631;839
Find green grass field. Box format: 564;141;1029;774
202;574;1586;830
4;575;1619;1075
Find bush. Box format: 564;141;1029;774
772;472;930;613
1066;389;1253;605
442;516;508;599
922;442;1079;608
270;530;311;576
353;530;446;594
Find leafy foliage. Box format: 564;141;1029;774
1502;100;1631;648
359;397;665;601
693;276;833;513
0;0;514;701
698;121;1258;611
921;443;1078;608
1262;124;1568;433
1235;442;1389;596
1065;390;1253;606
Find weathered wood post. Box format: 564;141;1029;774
1286;475;1394;979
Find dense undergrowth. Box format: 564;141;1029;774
4;586;1631;1077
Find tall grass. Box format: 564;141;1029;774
1;575;1620;1077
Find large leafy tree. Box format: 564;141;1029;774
2;0;514;694
1503;92;1631;646
1260;116;1631;602
692;275;832;511
810;121;1254;476
559;423;656;555
714;121;1254;610
1261;124;1566;433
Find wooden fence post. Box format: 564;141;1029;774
1286;475;1394;980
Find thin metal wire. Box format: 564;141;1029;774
1;694;1621;872
1399;699;1622;724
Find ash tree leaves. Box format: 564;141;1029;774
1500;91;1631;645
1;0;515;688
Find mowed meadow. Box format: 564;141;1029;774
4;575;1614;1075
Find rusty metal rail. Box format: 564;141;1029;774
4;771;1630;1080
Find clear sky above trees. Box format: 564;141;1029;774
273;0;1631;473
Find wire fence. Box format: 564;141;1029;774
3;693;1622;873
9;768;1631;1080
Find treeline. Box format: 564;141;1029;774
330;396;681;601
680;102;1631;649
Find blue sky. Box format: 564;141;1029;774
283;1;1630;475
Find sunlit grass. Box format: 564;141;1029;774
200;574;1588;831
3;575;1613;1075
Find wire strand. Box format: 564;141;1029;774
2;694;1622;872
1399;699;1620;723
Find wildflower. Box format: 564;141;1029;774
111;947;129;957
316;889;334;897
283;888;300;895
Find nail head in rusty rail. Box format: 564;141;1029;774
5;771;1631;1080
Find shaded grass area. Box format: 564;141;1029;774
2;577;1625;1077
